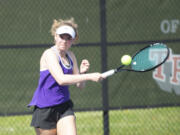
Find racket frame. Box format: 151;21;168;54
116;43;170;72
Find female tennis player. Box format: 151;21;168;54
28;18;104;135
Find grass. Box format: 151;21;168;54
0;107;179;135
110;107;180;135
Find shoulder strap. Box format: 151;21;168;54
51;46;73;69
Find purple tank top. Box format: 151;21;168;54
28;47;73;108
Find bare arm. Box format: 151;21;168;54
43;49;104;86
70;51;90;88
74;59;90;89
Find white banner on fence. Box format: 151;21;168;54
153;48;180;95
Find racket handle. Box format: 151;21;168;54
102;69;115;78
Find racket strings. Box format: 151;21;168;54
131;44;169;71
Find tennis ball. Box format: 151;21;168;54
121;55;132;65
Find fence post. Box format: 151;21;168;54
99;0;109;135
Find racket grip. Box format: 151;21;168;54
102;69;115;78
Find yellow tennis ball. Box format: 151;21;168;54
121;55;132;65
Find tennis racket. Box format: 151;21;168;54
102;43;170;78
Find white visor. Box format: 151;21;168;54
56;25;76;39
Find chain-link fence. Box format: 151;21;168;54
0;0;180;135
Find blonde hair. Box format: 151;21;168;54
50;18;79;42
